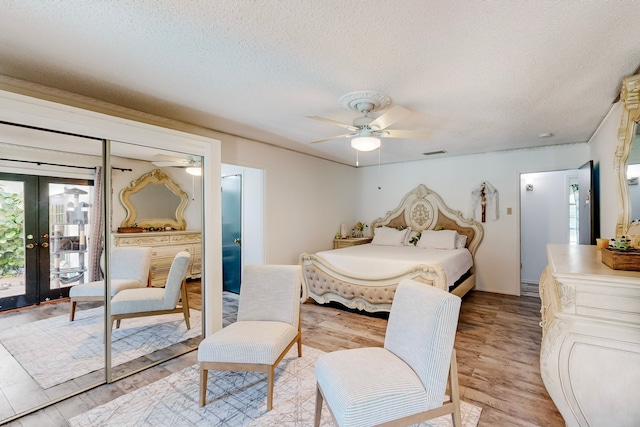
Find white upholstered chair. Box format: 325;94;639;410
314;279;462;427
110;251;191;329
69;246;152;321
198;264;303;411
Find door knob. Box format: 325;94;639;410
233;238;241;245
26;243;37;249
41;242;49;248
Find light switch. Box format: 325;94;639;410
507;207;512;215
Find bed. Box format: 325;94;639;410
300;184;483;313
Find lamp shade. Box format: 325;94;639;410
350;136;381;152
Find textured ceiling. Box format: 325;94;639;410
1;1;639;166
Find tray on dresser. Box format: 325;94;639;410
601;247;640;271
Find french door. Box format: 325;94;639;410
0;172;93;311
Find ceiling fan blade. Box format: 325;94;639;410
153;153;188;162
306;115;358;132
152;153;201;167
309;133;353;144
368;105;411;130
152;161;183;167
382;129;432;139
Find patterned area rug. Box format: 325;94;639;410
0;307;200;389
69;346;481;427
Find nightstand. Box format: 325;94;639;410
333;237;372;249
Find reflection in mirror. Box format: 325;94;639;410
626;129;640;227
130;182;182;220
108;141;203;383
0;124;105;423
120;168;189;231
615;73;640;238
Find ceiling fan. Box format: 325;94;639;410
152;154;202;175
307;91;431;151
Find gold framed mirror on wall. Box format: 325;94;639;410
119;169;189;231
614;73;640;238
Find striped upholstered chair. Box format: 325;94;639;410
110;251;191;330
314;279;462;427
69;246;152;321
198;265;303;411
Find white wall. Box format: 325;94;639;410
356;144;590;295
218;134;358;264
590;102;623;240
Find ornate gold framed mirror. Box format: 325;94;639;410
614;74;640;237
120;169;189;230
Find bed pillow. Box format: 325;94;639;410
455;233;468;249
371;227;409;246
416;229;458;250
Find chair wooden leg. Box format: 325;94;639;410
199;367;208;407
181;280;191;330
314;385;323;427
69;300;76;321
267;365;274;410
449;350;462;427
116;318;121;329
297;313;303;357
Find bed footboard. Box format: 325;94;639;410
300;253;452;313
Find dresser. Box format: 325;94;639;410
113;230;202;287
539;244;640;427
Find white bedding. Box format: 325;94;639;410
316;244;473;288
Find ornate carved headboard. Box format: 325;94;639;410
369;184;484;255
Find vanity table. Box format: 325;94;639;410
539;244;640;426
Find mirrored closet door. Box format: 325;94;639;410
0;129;206;423
107;141;203;382
0;124;106;422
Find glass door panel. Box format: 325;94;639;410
222;174;242;293
45;180;93;300
0;174;37;310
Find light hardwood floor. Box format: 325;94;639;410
4;286;563;426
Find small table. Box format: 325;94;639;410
333;237;372;249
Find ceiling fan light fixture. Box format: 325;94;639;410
351;136;381;152
185;166;202;176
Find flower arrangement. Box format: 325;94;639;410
352;221;368;238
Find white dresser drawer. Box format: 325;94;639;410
151;244;193;258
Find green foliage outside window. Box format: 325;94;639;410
0;188;25;277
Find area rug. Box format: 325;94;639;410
69;345;482;427
0;307;201;389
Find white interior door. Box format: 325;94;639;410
520;169;578;286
